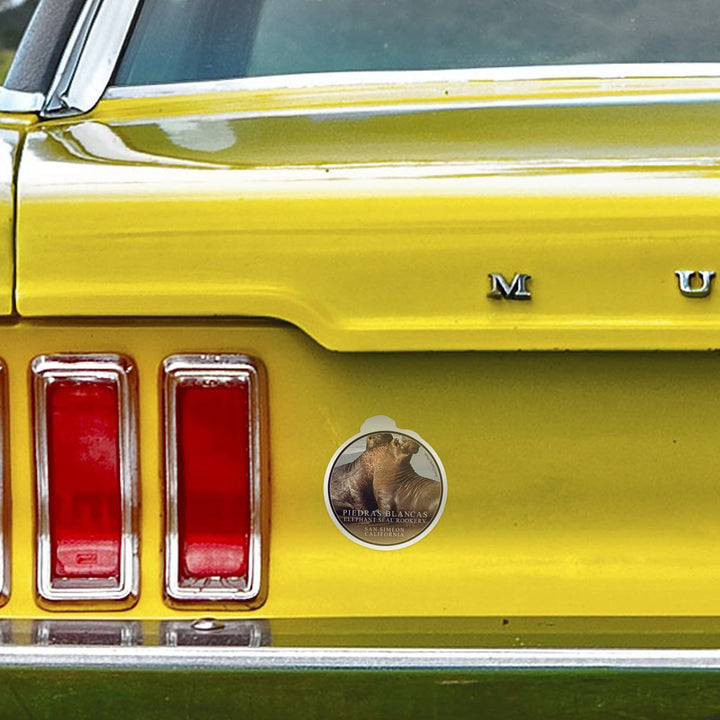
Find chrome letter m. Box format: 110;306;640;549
488;273;532;300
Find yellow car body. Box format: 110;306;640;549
3;0;720;716
3;75;720;623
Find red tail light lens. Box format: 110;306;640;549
163;355;266;605
47;379;121;581
32;355;138;604
177;382;251;580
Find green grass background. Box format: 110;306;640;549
0;0;40;85
0;49;13;84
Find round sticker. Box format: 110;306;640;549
324;416;446;550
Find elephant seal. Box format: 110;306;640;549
329;432;394;514
373;436;441;517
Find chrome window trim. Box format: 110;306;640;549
163;354;264;605
3;645;720;670
103;62;720;101
40;0;102;115
41;0;141;117
0;87;44;113
32;354;139;604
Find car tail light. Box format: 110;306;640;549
163;354;266;606
0;361;7;607
32;355;138;604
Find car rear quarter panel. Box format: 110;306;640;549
15;79;720;350
4;65;720;720
7;78;720;620
0;322;717;618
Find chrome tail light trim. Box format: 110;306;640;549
162;354;266;606
0;361;7;606
32;354;139;604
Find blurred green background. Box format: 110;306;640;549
0;0;39;84
0;51;12;83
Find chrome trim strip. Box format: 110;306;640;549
0;87;44;113
163;354;264;604
3;646;720;670
32;354;139;603
104;63;720;100
43;0;141;117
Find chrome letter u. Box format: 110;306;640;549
675;270;715;298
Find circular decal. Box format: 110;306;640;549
324;416;446;550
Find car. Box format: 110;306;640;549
2;0;720;716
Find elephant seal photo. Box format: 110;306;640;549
325;420;446;549
373;436;442;518
328;432;394;514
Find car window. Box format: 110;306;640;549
0;0;40;84
113;0;720;88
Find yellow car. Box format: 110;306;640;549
2;0;720;716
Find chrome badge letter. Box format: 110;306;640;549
488;273;532;301
675;270;715;298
